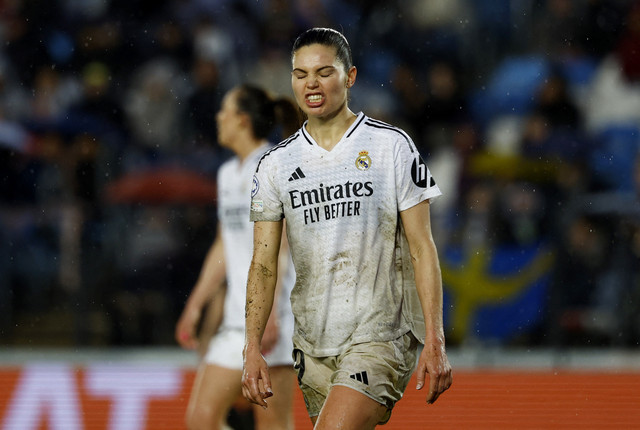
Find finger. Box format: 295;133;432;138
260;368;273;399
429;369;453;404
427;372;439;404
242;385;263;406
242;384;261;407
439;369;452;394
415;363;426;390
243;374;264;406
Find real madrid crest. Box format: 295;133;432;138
355;150;371;171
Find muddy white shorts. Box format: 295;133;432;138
293;331;418;424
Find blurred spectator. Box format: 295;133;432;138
521;72;590;163
0;57;30;122
29;65;82;122
123;58;189;157
183;56;223;150
493;182;550;247
108;207;182;345
533;72;582;129
72;16;131;81
246;47;295;98
548;215;621;346
449;180;499;250
390;62;427;138
191;16;243;91
260;0;302;52
530;0;585;59
1;0;60;86
107;206;213;345
583;54;640;131
420;60;469;151
64;61;128;144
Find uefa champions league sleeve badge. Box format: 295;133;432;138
251;175;260;197
250;175;264;212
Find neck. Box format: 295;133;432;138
235;138;265;161
306;108;357;151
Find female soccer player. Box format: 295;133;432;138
242;28;452;429
176;84;301;430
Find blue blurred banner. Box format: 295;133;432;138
442;243;554;344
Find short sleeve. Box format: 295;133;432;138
250;158;284;222
394;134;442;212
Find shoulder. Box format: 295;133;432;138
356;115;417;156
218;156;239;177
360;115;413;144
255;131;303;174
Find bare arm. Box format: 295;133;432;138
400;200;452;404
261;220;291;354
175;224;226;350
242;220;283;408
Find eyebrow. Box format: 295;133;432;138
292;65;337;74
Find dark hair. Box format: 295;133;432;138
235;84;303;140
291;27;353;74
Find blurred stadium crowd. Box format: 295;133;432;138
0;0;639;349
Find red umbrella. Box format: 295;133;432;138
104;167;217;205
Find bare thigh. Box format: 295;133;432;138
313;385;387;430
186;363;243;429
253;365;296;430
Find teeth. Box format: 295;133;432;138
307;94;322;102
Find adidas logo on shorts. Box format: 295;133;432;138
288;167;306;181
349;371;369;385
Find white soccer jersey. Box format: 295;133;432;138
250;113;442;356
217;144;295;330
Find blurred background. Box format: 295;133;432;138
1;0;639;354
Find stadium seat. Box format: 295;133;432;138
470;56;551;126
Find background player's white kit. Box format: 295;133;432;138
216;143;294;337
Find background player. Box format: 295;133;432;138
176;84;302;430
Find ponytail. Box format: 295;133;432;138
235;84;303;141
273;97;305;139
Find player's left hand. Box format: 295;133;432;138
415;339;452;404
242;345;273;409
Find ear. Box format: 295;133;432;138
346;66;357;88
237;111;251;128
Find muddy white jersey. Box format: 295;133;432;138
250;113;441;356
218;144;294;330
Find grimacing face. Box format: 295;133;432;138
291;43;355;120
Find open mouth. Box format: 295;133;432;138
306;94;323;104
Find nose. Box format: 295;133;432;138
306;75;319;88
